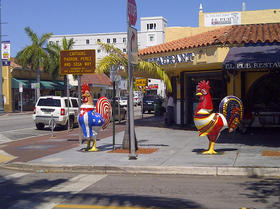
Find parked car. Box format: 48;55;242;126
33;96;79;130
111;101;127;121
119;96;128;107
142;95;163;114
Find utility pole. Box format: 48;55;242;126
0;0;4;113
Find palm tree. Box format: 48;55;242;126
96;42;172;150
47;37;75;96
16;27;53;101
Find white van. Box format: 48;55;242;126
32;96;79;130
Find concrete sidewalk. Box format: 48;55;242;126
2;116;280;177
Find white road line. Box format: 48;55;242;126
8;174;107;209
0;127;35;134
0;172;29;183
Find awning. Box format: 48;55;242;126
12;78;66;90
223;45;280;72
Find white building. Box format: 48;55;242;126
49;16;167;63
49;16;167;87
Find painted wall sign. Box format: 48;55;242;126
224;62;280;70
204;12;241;27
147;52;195;66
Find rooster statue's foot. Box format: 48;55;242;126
87;140;98;152
202;149;217;155
87;147;98;152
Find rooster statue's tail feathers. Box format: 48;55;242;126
219;96;243;132
96;96;112;129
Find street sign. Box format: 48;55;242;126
129;26;138;65
31;83;40;89
135;78;147;87
127;0;137;26
59;50;96;75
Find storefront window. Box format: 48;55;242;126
248;73;280;112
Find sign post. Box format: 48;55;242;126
127;0;137;160
110;66;118;150
0;1;3;113
19;82;23;112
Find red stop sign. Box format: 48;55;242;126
128;0;137;26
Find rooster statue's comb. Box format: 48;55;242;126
81;83;90;94
197;80;211;91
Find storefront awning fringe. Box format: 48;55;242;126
12;78;71;90
223;45;280;73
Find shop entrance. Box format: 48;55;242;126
246;73;280;127
184;72;226;127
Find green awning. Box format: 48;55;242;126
12;78;67;90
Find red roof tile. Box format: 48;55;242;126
139;23;280;55
81;73;112;86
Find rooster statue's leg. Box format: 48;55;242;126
88;139;98;152
202;141;217;155
202;134;218;155
88;129;99;152
86;140;91;150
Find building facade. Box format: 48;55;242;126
139;23;280;128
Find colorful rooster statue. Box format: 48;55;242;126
78;84;112;152
194;80;243;154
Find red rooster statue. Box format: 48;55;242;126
194;80;243;154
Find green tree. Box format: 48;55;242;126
47;37;75;96
96;42;172;149
16;27;53;101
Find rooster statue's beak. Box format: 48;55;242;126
196;92;202;96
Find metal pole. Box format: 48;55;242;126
0;1;4;113
67;75;70;131
112;81;116;150
78;75;82;144
127;7;136;160
20;91;23;112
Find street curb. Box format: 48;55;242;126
1;162;280;177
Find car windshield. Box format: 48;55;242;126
37;98;61;107
120;97;127;100
143;96;156;101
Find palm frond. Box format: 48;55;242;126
24;27;38;45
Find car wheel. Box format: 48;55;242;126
36;123;45;130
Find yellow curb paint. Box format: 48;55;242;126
0;152;16;163
54;204;162;209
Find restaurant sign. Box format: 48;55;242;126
204;12;241;27
147;52;195;66
224;62;280;70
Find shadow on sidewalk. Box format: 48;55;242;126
218;127;280;147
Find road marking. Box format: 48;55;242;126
0;172;29;183
0;127;35;133
0;150;16;163
8;174;107;209
0;133;12;144
54;204;163;209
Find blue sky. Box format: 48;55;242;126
2;0;279;57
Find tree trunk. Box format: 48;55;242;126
122;97;138;150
